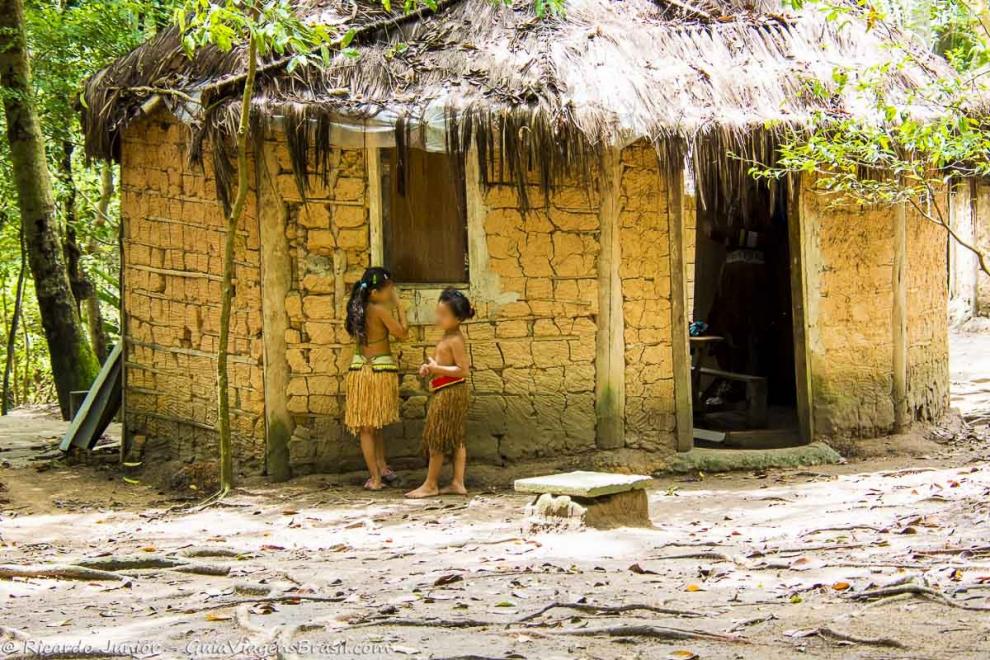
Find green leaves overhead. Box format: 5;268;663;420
753;0;990;276
174;0;566;71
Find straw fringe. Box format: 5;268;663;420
422;384;470;455
344;366;399;433
82;0;950;172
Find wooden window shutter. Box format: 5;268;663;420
382;147;468;283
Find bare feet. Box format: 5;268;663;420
363;478;383;491
440;483;468;496
405;484;439;498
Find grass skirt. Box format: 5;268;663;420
344;366;399;433
422;383;470;455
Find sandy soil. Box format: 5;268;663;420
1;333;989;659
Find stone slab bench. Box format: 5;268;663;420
514;471;653;530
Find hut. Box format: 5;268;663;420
82;0;956;478
948;180;990;323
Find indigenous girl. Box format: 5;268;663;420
406;289;474;498
344;267;409;490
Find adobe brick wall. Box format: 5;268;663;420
906;197;950;422
119;117;951;471
618;144;676;451
471;176;602;463
802;178;949;438
279;138;679;473
120;113;265;471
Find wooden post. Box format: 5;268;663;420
892;202;909;433
367;147;384;267
595;150;625;449
257;141;293;481
788;175;815;444
667;165;693;452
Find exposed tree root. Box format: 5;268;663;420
650;551;738;563
728;614;777;632
913;545;990;556
348;617;499;630
801;525;884;536
515;601;707;622
73;556;229;576
192;485;231;512
553;624;746;643
851;583;990;611
814;627;905;648
351;601;711;631
0;564;126;581
823;561;929;570
750;542;874;556
178;546;247;558
75;556;187;571
180;594;347;614
172;563;231;576
441;536;530;549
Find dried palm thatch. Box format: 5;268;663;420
81;0;951;202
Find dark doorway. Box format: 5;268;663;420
690;175;799;448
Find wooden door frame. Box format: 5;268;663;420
787;174;815;445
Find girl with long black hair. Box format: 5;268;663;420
344;267;409;490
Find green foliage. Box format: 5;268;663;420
175;0;337;71
0;218;55;406
1;0;177;408
754;0;990;275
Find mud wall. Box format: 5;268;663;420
120;114;266;472
263;141;373;472
281;139;679;473
802;178;949;438
618;144;677;451
120;121;682;475
906;204;949;422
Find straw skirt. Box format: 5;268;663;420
422;383;470;455
344;366;399;433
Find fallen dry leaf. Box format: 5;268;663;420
667;651;699;660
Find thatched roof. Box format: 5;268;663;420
82;0;950;196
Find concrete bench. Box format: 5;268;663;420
514;471;653;529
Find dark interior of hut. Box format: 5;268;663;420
690;171;799;449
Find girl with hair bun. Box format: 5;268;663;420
344;267;409;490
406;288;475;498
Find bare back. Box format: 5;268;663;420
360;303;397;357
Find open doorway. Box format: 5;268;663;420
690;174;800;448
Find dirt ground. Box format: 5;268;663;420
1;332;989;659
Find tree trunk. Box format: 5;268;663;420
0;0;100;419
3;223;27;415
215;34;258;494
